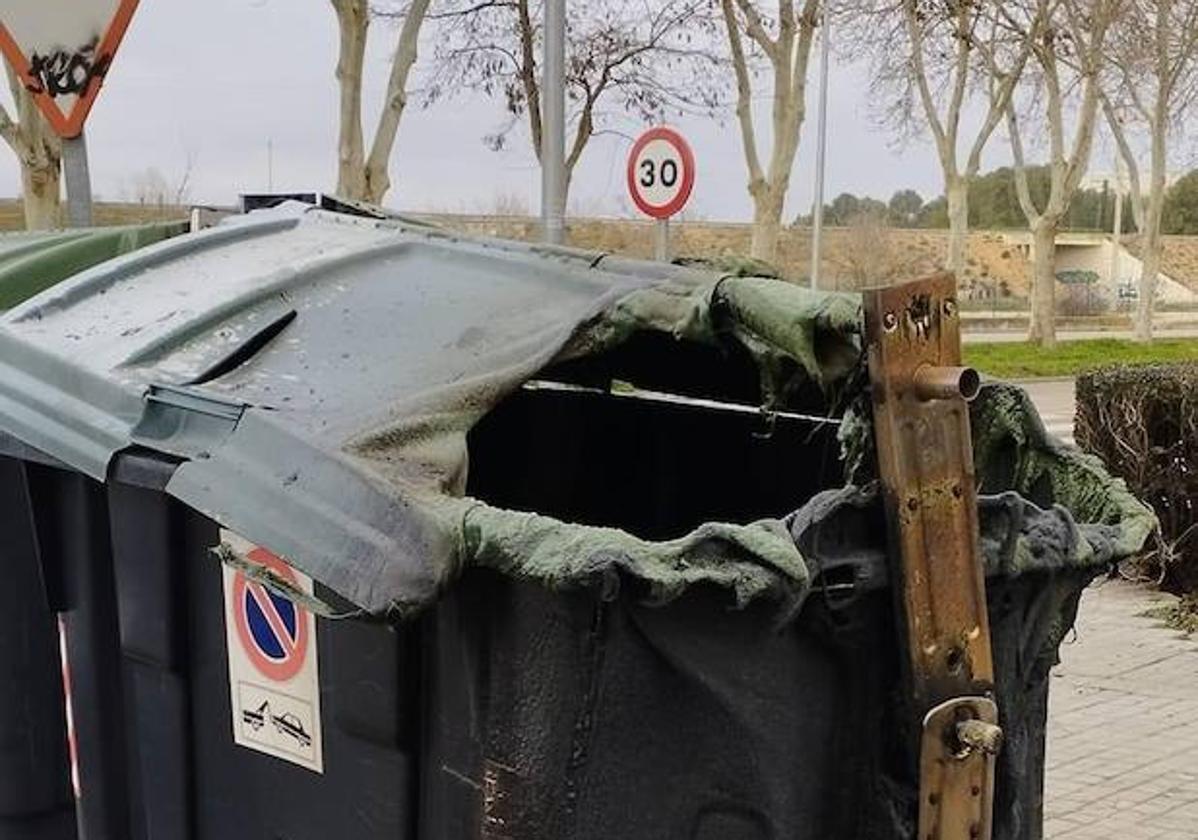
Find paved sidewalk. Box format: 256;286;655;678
1044;581;1198;839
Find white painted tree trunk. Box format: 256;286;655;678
20;157;61;230
945;177;969;279
1028;220;1058;347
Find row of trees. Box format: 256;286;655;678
854;0;1198;344
3;1;1198;344
800;161;1198;234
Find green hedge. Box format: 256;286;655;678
1076;363;1198;592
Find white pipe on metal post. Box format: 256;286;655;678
541;0;566;244
809;1;830;289
63;133;93;228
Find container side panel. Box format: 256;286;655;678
0;457;75;836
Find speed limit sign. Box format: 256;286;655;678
627;126;695;220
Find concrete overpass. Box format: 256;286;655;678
994;230;1197;303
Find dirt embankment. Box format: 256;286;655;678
426;214;1035;299
0;199;185;230
0;202;1038;298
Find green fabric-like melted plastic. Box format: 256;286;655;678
312;272;1155;616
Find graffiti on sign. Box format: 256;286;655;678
26;37;111;98
0;0;142;138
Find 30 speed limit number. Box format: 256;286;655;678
627;126;695;219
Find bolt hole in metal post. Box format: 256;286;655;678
945;645;965;675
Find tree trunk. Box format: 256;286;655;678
1134;120;1169;343
750;186;784;264
1028;219;1058;347
945;177;969;278
1134;187;1165;342
332;0;369;200
361;0;432;205
1134;234;1161;342
20;155;61;230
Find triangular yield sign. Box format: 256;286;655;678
0;0;140;139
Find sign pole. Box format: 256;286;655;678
809;1;830;290
654;218;670;262
540;0;566;245
62;132;93;228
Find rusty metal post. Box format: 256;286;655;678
863;273;1002;840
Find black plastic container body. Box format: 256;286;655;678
0;387;1088;840
0;456;77;840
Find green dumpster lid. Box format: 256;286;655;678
0;220;189;310
0;203;1153;615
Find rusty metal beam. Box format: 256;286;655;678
863;273;1002;840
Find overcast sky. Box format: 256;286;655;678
0;1;1051;222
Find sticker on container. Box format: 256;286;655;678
221;531;323;773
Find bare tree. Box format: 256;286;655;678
123;157;194;217
1101;0;1198;341
428;0;721;209
331;0;433;203
829;207;930;289
0;64;61;229
721;0;820;263
1006;0;1121;347
856;0;1043;278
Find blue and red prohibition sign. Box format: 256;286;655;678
232;548;309;682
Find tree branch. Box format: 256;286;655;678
0;103;25;158
733;0;777;59
1006;103;1041;223
1101;91;1146;230
965;4;1041;177
722;0;765;189
425;0;515;19
900;0;951;168
515;0;543;162
364;0;433;199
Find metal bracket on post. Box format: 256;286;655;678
863;273;1001;840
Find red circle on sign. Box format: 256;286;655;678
626;126;695;219
232;547;309;683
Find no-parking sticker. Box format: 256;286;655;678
221;531;323;773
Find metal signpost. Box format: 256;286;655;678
0;0;141;227
626;126;695;262
809;1;831;289
540;0;566;245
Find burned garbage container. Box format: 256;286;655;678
0;221;189;840
0;203;1153;840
